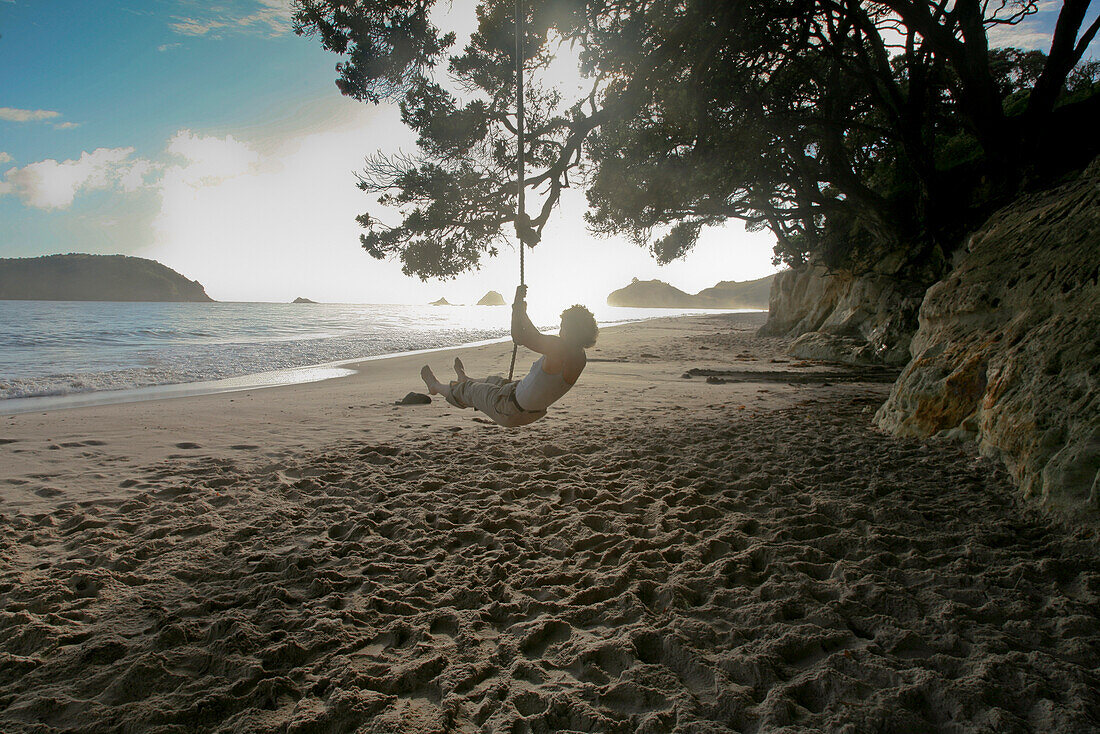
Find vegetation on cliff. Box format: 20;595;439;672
0;254;213;302
295;0;1098;281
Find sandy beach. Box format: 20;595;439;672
2;312;1098;732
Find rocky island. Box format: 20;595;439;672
607;274;774;309
292;297;318;304
0;254;213;302
477;290;506;305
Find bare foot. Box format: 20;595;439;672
421;365;440;394
454;357;468;381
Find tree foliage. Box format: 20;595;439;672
294;0;1100;279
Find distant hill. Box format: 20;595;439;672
695;275;776;308
477;290;506;305
430;297;453;306
292;296;317;304
607;274;775;309
0;254;213;302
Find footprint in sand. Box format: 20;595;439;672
174;442;202;449
520;619;572;657
429;615;460;639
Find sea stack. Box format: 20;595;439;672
477;291;506;305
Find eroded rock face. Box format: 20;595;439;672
876;160;1100;523
759;264;924;366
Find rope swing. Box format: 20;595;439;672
507;0;527;381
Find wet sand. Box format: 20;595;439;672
2;312;1098;732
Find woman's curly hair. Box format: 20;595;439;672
560;305;598;348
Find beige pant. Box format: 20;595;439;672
446;376;545;428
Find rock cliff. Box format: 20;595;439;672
607;274;774;309
758;263;929;367
875;160;1099;523
0;254;213;302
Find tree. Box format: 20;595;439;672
294;0;1100;279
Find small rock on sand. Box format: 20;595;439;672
395;392;432;405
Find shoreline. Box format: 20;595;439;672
2;311;1098;732
2;313;782;512
0;309;765;416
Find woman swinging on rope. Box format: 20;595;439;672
420;285;597;427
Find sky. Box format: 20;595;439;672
0;0;1094;307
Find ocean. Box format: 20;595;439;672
0;301;750;413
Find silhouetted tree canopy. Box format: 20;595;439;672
294;0;1100;278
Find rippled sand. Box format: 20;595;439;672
2;313;1098;732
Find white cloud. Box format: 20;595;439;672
169;0;294;39
0;152;12;164
986;1;1065;52
2;98;778;303
0;147;151;209
170;17;228;36
988;26;1055;51
0;107;61;122
53;121;81;130
162;130;259;186
118;159;162;192
137;106;777;304
240;0;295;34
0;130;255;211
158;42;183;52
141;110;423;302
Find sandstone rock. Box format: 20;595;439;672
758;265;846;336
875;159;1100;524
395;392;432;405
759;265;924;366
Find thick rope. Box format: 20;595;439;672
508;0;525;381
